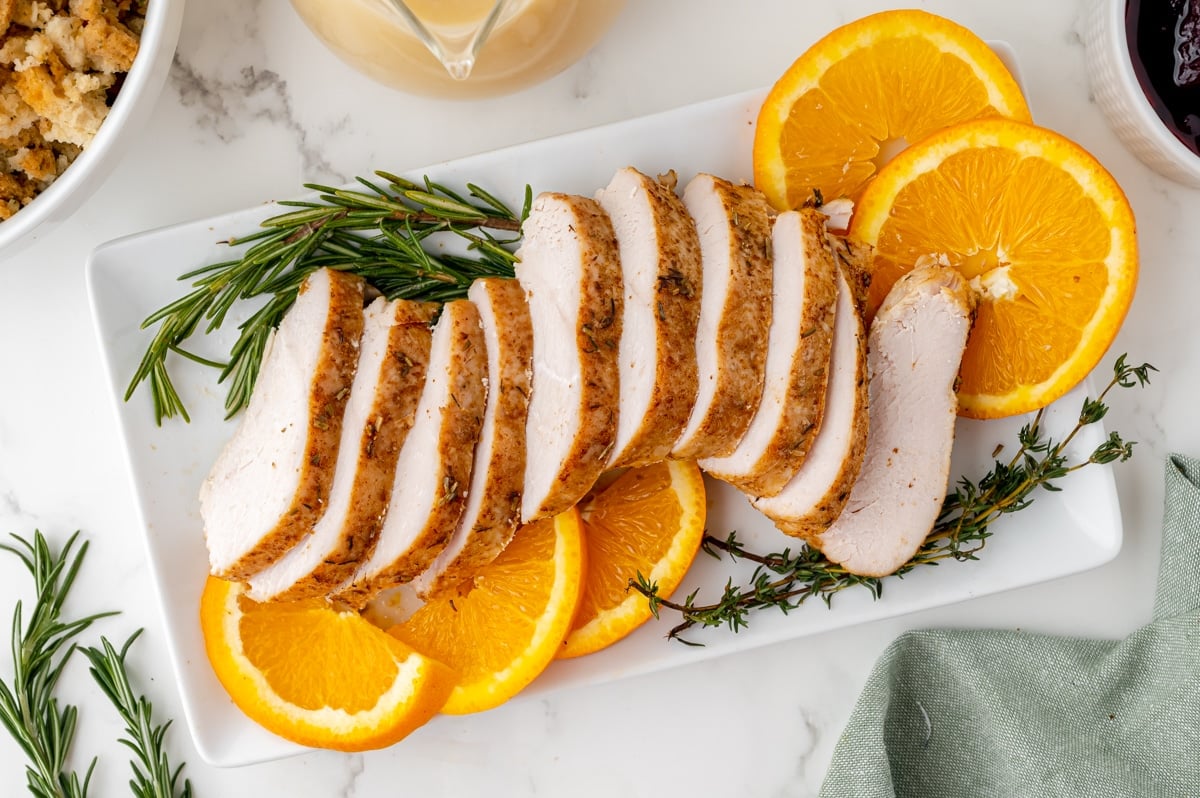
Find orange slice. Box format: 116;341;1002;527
849;117;1137;419
559;461;706;659
753;9;1031;210
199;576;455;751
387;508;584;715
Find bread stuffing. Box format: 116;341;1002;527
0;0;144;220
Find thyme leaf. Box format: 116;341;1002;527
631;356;1155;644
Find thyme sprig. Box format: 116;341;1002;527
126;172;530;424
0;532;192;798
633;356;1155;644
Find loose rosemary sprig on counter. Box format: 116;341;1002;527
0;532;192;798
82;633;192;798
0;532;114;798
632;355;1155;644
126;172;530;424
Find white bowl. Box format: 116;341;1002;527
0;0;187;259
1083;0;1200;187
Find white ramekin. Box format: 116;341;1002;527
1083;0;1200;187
0;0;187;261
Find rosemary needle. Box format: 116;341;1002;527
633;355;1156;644
127;172;530;425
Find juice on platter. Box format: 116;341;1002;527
288;0;627;99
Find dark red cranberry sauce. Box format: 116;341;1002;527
1126;0;1200;156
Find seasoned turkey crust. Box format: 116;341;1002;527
201;268;365;581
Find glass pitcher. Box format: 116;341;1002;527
288;0;627;99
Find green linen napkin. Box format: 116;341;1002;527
819;454;1200;798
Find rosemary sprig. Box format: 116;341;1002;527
81;632;192;798
126;172;530;424
633;355;1155;643
1;533;193;798
0;531;116;798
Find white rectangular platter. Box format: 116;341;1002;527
86;86;1122;768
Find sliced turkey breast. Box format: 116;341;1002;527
752;261;869;538
335;299;488;604
517;192;623;521
813;265;976;577
201;268;364;580
413;278;533;599
671;174;774;460
246;298;437;602
699;209;838;497
596;167;702;468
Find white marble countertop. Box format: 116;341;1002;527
0;0;1195;795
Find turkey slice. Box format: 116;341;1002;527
752;255;868;538
813;265;976;577
517;192;623;521
335;298;487;604
413;278;533;599
671;173;774;460
700;208;837;497
201;267;364;580
246;298;437;601
596;167;702;468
